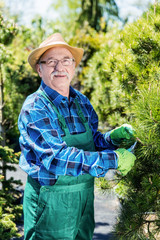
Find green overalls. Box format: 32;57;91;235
23;90;96;240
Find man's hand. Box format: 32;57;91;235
114;148;136;176
110;124;136;148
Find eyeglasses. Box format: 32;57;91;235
39;58;75;67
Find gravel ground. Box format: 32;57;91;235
93;187;120;240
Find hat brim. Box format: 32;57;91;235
28;43;84;71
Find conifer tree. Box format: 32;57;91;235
114;3;160;239
0;13;23;240
76;2;160;238
115;81;160;239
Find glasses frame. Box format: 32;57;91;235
39;58;75;67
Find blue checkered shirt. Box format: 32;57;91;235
18;81;118;185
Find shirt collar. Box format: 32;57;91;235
40;80;78;108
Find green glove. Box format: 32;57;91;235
110;124;136;148
115;148;136;176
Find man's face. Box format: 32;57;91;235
36;47;76;94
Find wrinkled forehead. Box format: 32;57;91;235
40;47;73;60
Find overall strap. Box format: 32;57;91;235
37;89;90;133
74;98;90;131
37;89;67;132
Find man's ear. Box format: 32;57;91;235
36;64;42;77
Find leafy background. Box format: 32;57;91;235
0;0;160;239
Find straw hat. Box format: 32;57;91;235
28;33;84;71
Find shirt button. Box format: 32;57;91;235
39;202;45;208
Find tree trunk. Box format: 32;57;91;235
154;0;158;15
0;64;6;187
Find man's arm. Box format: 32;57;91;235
18;107;118;182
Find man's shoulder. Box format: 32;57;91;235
73;88;89;104
18;91;47;124
21;91;43;111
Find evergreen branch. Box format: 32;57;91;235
0;101;5;110
8;122;17;130
136;137;145;146
145;219;157;224
147;221;157;240
150;110;158;124
122;225;142;239
2;118;7;125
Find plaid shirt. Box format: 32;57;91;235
18;81;118;185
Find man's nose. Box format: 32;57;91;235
54;60;64;71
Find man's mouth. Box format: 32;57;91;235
54;74;66;77
51;71;69;79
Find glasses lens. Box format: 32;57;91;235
47;59;58;67
61;59;71;66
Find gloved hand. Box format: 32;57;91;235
114;148;136;176
110;124;136;148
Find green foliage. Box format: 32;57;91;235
79;3;160;130
0;14;18;45
113;11;160;238
77;0;120;31
0;11;23;239
3;61;40;147
0;17;45;147
1;0;160;239
0;14;18;63
49;0;120;33
80;3;160;238
70;24;102;62
0;146;22;240
79;26;130;128
95;177;111;191
0;209;21;240
132;83;160;161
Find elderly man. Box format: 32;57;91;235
18;33;136;240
